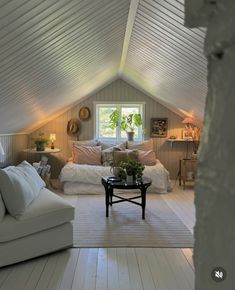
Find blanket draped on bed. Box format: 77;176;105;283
60;160;172;194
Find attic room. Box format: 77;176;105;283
0;0;234;289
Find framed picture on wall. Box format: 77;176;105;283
150;118;168;138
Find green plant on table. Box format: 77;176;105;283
32;132;48;151
119;158;145;179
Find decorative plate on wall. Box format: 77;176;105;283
79;106;90;121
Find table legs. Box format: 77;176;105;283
105;187;109;217
110;188;113;206
104;183;148;219
141;188;146;219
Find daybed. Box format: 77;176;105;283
61;160;171;194
0;161;74;267
60;139;172;194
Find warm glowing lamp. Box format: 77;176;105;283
182;117;194;125
49;134;56;150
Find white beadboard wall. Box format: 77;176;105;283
30;79;192;178
0;134;28;167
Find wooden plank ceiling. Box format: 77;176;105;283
122;0;207;122
0;0;207;134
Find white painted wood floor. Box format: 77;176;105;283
0;184;195;290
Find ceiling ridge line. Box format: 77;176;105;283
119;0;140;75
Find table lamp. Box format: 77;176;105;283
182;117;194;159
49;134;56;150
182;117;194;129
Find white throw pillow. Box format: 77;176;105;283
0;165;42;218
98;141;127;150
127;139;154;151
0;193;6;222
17;161;46;190
101;146;121;166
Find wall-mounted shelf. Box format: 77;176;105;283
167;139;193;148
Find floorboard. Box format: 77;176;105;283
24;257;48;290
71;248;89;290
162;249;194;290
126;248;143;290
0;249;194;290
58;249;80;290
117;248;131;290
135;248;156;290
96;248;108;290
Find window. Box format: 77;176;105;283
95;103;144;142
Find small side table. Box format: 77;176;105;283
24;148;61;155
24;148;61;189
179;159;198;190
101;177;152;219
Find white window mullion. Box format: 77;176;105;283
117;104;121;141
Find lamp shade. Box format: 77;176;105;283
0;142;5;156
49;133;56;141
182;117;194;124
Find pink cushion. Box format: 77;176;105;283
138;150;156;166
73;145;102;165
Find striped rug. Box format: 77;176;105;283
71;193;194;248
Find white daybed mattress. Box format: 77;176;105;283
60;160;172;195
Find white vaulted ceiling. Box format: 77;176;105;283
122;0;207;121
0;0;207;134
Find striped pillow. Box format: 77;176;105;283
138;150;156;166
73;145;102;165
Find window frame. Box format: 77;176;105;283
94;101;145;142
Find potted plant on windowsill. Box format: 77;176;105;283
32;133;49;151
109;109;143;141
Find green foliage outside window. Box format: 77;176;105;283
109;109;143;132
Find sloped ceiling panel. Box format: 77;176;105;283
0;0;130;134
122;0;207;121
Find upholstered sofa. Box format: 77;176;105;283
0;161;74;267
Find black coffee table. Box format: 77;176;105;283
101;177;152;219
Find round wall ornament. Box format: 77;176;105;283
79;106;90;120
67;118;80;137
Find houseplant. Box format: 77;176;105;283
109;109;143;141
119;158;145;182
32;133;48;151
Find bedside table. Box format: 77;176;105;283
179;159;198;190
24;147;61;189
